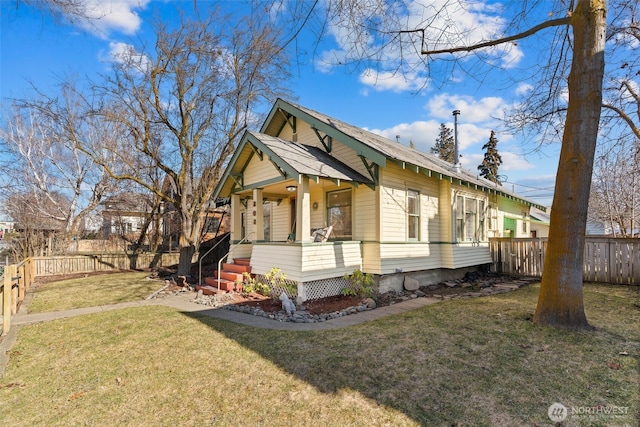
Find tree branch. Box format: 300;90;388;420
409;16;572;55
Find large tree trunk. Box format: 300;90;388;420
176;211;199;276
533;0;606;329
177;244;196;277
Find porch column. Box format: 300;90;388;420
295;176;310;242
231;194;242;242
253;188;264;241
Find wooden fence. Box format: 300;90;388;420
32;252;182;277
1;258;35;336
489;237;640;285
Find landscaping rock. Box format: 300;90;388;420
363;298;377;309
404;276;420;291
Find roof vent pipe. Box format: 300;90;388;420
452;109;461;173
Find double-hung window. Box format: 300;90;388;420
407;189;420;240
327;189;352;239
455;196;486;242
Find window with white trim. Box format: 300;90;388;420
327;189;352;240
407;189;419;240
455;196;487;242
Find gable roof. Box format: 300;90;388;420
214;130;373;198
261;98;546;210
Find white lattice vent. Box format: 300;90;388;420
254;275;299;298
303;277;349;300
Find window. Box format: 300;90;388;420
478;201;486;241
263;202;271;241
456;196;464;242
327;189;352;239
464;199;477;241
455;196;487;242
521;212;528;234
407;189;420;240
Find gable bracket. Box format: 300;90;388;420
230;173;244;189
278;109;297;135
312;127;333;153
359;155;379;187
249;144;263;160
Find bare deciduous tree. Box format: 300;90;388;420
0;86;114;253
76;9;292;275
589;140;640;237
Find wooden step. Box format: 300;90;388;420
233;258;251;266
214;270;244;282
204;277;242;292
196;285;223;296
223;263;251;274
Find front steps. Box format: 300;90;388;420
197;258;251;295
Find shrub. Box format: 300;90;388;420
263;267;297;299
240;272;271;296
342;269;375;298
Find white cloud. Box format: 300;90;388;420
499;152;535;171
70;0;150;38
319;0;524;93
425;93;506;123
359;69;429;93
104;41;150;72
367;120;442;149
515;83;533;96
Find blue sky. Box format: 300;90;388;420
1;0;559;206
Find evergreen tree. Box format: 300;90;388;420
478;130;503;184
431;123;455;163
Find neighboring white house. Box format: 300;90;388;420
530;207;551;238
213;99;546;299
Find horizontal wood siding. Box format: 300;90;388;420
354;186;378;241
379;163;440;242
271;199;292;241
490;237;640;285
451;244;492;268
362;242;382;274
378;243;442;274
243;154;280;186
249;242;362;282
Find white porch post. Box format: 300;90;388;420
253;188;264;241
231;194;242;242
295;177;310;242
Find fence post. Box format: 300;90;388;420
2;266;12;336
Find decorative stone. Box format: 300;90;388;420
404;276;420;291
363;298;377;309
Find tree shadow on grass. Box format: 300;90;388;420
181;306;522;426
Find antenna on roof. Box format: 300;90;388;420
452;110;461;173
395;135;400;143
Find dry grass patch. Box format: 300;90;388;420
1;282;638;426
27;271;163;313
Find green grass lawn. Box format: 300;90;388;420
26;271;164;313
1;278;638;426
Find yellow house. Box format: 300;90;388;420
213;99;544;300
